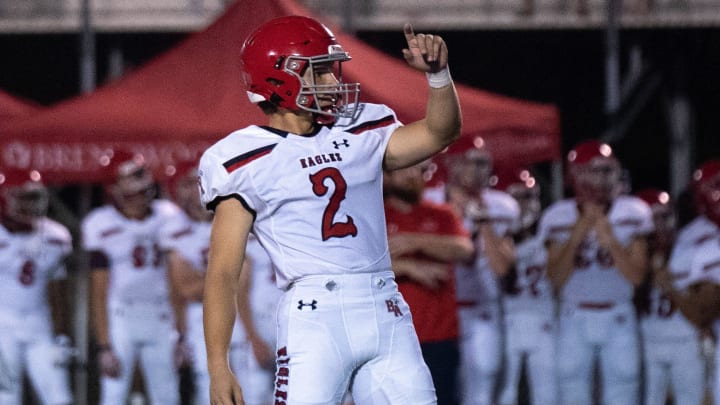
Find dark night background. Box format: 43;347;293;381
1;27;719;194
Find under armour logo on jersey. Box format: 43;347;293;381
386;299;403;317
333;139;350;149
298;299;318;310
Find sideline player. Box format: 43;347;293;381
0;168;74;405
199;15;461;405
681;160;720;404
496;167;557;405
444;139;519;405
82;151;184;405
634;188;705;405
539;140;652;405
384;161;474;405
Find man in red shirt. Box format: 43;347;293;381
384;161;474;405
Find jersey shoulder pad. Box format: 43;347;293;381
38;218;72;244
484;189;520;215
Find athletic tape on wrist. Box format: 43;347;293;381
426;67;452;88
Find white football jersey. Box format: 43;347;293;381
687;231;720;336
455;189;520;303
81;199;182;303
199;103;400;289
538;196;653;304
161;214;211;274
688;233;720;286
670;216;720;289
639;218;716;340
0;219;71;315
502;234;554;315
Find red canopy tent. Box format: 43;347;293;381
0;89;41;121
0;0;560;185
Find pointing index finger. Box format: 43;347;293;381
403;23;415;42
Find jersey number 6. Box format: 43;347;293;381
309;167;358;241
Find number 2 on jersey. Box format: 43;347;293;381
309;167;358;241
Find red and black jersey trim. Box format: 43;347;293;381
206;194;256;220
223;144;277;173
346;115;395;135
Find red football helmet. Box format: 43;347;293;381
240;16;360;124
163;160;210;222
492;167;541;230
446;136;493;192
692;159;720;226
567;139;621;205
101;150;155;217
0;167;48;227
636;188;676;250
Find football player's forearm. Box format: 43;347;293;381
672;292;707;328
203;270;238;371
547;246;577;290
416;234;474;262
480;228;515;276
90;272;111;345
235;260;260;341
425;84;462;149
607;239;647;286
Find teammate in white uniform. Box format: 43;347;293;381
82;151;184;405
495;168;557;405
681;160;720;404
198;15;461;405
634;188;706;405
539;140;652;405
444;139;519;405
0;168;74;405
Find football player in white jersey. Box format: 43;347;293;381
495;167;557;405
680;160;720;404
162;160;218;405
0;168;74;405
538;140;652;405
198;15;461;405
82;151;184;405
634;188;706;405
444;138;519;405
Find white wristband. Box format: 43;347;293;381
426;67;452;88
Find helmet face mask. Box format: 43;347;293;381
107;154;156;217
507;182;541;230
636;189;676;250
448;149;493;192
170;166;211;222
494;168;541;230
571;157;621;205
241;16;360;124
567;140;620;206
0;169;48;228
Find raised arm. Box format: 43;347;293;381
384;24;462;171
